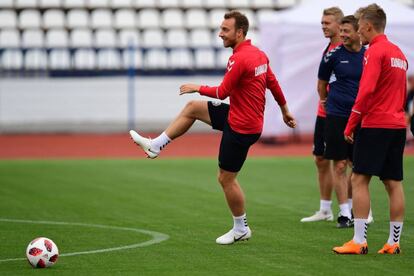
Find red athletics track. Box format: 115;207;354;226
0;133;413;159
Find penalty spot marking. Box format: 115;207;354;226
0;218;169;263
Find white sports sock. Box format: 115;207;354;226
348;198;353;211
320;200;332;212
353;218;368;244
151;132;171;153
233;213;248;233
339;203;352;219
387;221;403;245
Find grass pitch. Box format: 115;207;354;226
0;157;413;275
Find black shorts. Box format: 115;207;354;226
324;115;354;161
313;116;326;156
208;101;260;173
353;128;406;181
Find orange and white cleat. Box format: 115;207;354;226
377;243;401;254
333;240;368;254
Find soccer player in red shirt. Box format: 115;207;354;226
129;11;296;245
333;4;408;255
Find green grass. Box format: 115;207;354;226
0;157;413;275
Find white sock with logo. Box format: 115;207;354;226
387;221;403;245
151;132;171;153
353;219;368;244
339;203;352;219
320;200;332;212
348;198;353;211
233;213;248;233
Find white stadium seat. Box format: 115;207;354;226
247;29;259;46
118;30;140;48
189;29;212;48
70;29;93;47
251;0;274;9
185;9;208;28
161;9;184;29
114;9;136;29
159;0;179;8
0;0;13;8
144;49;168;69
110;0;133;8
181;0;202;8
169;49;193;69
1;50;23;69
165;29;188;48
122;49;143;69
67;9;90;29
138;9;160;28
25;49;48;69
16;0;37;8
228;0;249;8
142;29;164;48
277;0;297;9
22;30;44;48
134;0;156;8
88;0;109;8
94;29;117;48
194;49;215;69
63;0;86;8
211;30;223;48
91;9;113;29
45;29;69;48
209;9;227;29
43;9;65;29
19;10;42;29
239;9;257;29
0;30;21;48
74;49;96;69
216;48;232;69
49;49;71;69
205;0;227;8
256;9;277;24
97;49;121;69
40;0;62;8
0;10;17;29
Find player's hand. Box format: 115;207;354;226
179;84;200;95
344;133;354;144
283;112;297;128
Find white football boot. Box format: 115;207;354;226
129;130;159;159
216;227;251;245
300;210;334;222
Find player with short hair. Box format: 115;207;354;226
333;4;408;254
129;10;296;245
301;7;343;223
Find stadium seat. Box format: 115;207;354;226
142;29;164;48
247;29;259;46
74;49;96;69
63;0;86;8
97;49;121;69
0;0;13;8
19;10;42;29
25;49;48;69
39;0;62;8
45;29;69;48
134;0;157;8
251;0;274;9
70;29;93;47
209;9;227;29
256;9;277;24
185;9;208;29
138;9;161;29
228;0;249;8
239;9;257;29
0;30;21;48
43;9;65;29
22;29;44;48
194;49;215;69
122;49;143;69
1;50;23;69
91;9;113;29
88;0;109;8
110;0;132;8
211;30;222;48
205;0;227;9
94;29;117;48
15;0;38;8
144;49;168;69
159;0;180;8
165;29;188;48
67;9;90;29
49;49;71;69
169;49;193;69
0;10;17;29
276;0;297;9
161;9;184;29
118;29;140;48
216;48;232;68
114;9;136;29
189;29;212;48
181;0;203;8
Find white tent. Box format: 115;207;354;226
260;0;414;137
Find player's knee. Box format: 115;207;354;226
334;160;347;175
183;100;199;116
217;172;234;188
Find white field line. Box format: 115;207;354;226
0;218;169;263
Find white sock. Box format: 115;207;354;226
320;200;332;212
353;218;368;244
339;203;352;219
151;132;171;153
233;213;248;233
368;208;373;218
348;198;353;211
387;221;403;245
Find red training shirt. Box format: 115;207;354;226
345;34;408;136
199;39;287;134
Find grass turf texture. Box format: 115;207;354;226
0;157;413;275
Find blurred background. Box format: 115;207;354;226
0;0;413;139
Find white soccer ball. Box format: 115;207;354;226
26;237;59;268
